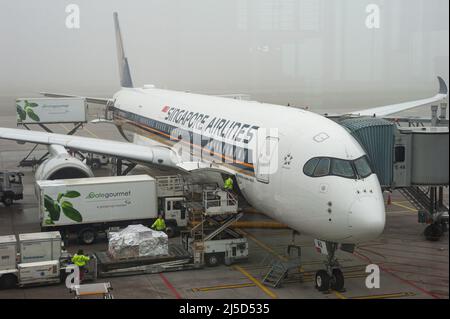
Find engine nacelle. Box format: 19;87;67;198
35;145;94;180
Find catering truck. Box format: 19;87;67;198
36;175;188;245
16;97;87;124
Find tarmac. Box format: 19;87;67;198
0;96;448;299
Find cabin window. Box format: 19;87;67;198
173;201;182;210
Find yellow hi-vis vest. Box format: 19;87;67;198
224;178;233;190
152;218;166;231
71;254;90;267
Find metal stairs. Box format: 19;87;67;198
188;206;204;242
262;245;302;288
398;186;432;211
204;212;243;241
399;186;449;211
262;260;288;288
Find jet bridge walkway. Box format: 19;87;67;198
337;103;449;241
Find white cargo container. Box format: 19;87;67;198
36;175;159;244
16;97;87;124
0;235;17;271
0;232;63;289
18;232;62;264
18;260;60;286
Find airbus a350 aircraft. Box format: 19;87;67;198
0;13;447;291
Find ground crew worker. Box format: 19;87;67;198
151;214;166;232
71;249;90;282
224;176;234;191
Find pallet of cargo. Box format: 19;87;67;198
95;244;191;273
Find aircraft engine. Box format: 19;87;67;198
35;145;94;180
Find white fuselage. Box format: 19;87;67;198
112;87;386;244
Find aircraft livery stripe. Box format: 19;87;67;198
112;107;256;174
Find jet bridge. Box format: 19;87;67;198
337;103;449;241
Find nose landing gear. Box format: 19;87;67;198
314;241;346;293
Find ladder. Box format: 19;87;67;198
262;260;288;288
261;243;302;288
188;203;204;241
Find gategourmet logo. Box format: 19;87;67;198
86;190;131;199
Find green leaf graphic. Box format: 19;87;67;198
62;204;82;222
16;105;26;121
45;218;55;225
64;191;81;198
28;102;38;108
57;193;64;203
44;195;60;221
26;108;40;122
44;194;52;203
61;200;73;208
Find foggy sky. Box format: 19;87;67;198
0;0;448;110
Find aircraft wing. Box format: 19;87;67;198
0;127;179;167
349;77;448;117
40;92;110;105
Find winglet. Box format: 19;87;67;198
349;76;449;118
438;76;448;95
114;12;134;88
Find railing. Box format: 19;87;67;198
203;190;238;215
156;175;184;197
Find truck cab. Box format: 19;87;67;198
0;171;24;206
161;196;188;237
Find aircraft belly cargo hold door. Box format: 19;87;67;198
255;135;279;184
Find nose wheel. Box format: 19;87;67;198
315;242;346;293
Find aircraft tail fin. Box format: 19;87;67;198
113;12;134;88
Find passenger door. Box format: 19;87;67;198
255;135;279;184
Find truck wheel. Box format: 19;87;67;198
0;274;17;289
165;225;176;238
2;197;13;207
78;228;97;245
205;254;220;267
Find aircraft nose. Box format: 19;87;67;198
348;196;386;242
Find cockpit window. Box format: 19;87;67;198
331;159;356;179
303;155;373;179
303;158;320;176
313;158;330;177
354;156;372;179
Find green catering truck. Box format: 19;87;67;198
36;175;188;245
